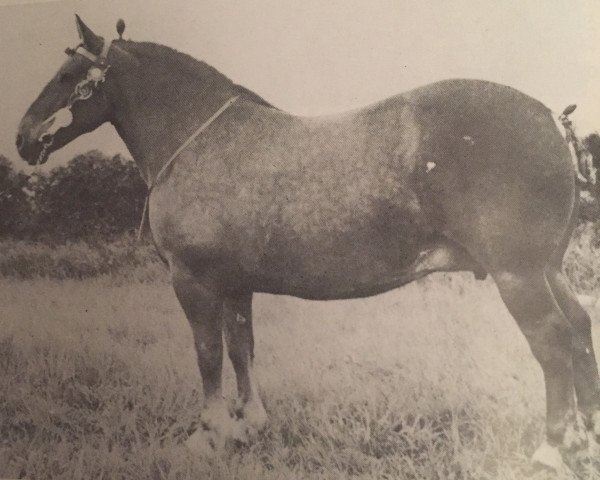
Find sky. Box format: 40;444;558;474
1;0;599;173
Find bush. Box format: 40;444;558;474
565;221;600;293
0;151;148;242
31;151;147;242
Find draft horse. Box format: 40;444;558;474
16;16;600;470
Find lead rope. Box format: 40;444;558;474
137;95;239;241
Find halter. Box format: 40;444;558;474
36;41;112;164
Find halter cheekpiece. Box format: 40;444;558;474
36;41;112;164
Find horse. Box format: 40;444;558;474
16;15;600;470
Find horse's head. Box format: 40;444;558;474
17;16;120;165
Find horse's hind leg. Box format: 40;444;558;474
547;269;600;440
493;269;586;467
223;293;268;437
170;264;244;452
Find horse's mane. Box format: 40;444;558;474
116;40;276;109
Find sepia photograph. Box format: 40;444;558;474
1;0;599;478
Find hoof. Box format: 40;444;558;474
232;395;268;437
185;400;248;454
532;442;568;473
242;397;268;434
185;428;217;454
185;420;248;454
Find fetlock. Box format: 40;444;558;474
242;396;268;432
561;416;588;452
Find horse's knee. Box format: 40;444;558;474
223;296;254;362
224;313;253;362
222;294;258;402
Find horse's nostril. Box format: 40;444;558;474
16;134;24;150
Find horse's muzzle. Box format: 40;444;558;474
16;137;48;166
16;116;51;165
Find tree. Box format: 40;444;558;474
0;155;32;237
585;133;600;169
31;151;147;242
573;133;600;223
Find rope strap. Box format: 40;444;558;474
137;95;239;241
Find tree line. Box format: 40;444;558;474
0;151;146;242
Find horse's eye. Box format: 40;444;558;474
59;72;74;84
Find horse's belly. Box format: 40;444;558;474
245;221;430;299
252;258;418;300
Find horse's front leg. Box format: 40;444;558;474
223;293;268;437
170;264;244;452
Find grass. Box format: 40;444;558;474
1;272;599;479
1;223;600;479
0;236;166;282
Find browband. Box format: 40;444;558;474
75;38;112;64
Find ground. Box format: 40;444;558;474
0;272;599;479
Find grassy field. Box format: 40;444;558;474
1;269;599;479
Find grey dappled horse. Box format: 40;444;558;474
16;16;600;470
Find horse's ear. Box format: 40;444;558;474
75;14;104;54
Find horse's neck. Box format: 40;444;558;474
110;65;237;184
